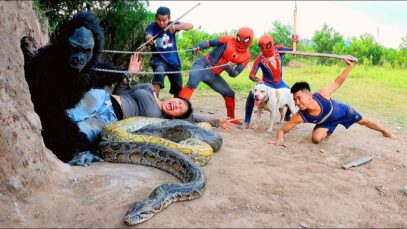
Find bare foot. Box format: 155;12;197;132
383;130;397;139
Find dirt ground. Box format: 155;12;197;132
21;91;406;228
1;2;406;227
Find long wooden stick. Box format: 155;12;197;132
279;50;358;62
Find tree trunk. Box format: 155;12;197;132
0;1;68;226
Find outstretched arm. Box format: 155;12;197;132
267;113;303;147
184;113;236;131
319;57;355;99
248;56;262;83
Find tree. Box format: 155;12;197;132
268;20;294;64
176;29;213;70
269;20;293;47
399;36;407;50
348;33;383;65
94;1;151;67
312;23;344;64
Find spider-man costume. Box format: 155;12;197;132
244;34;293;125
179;27;254;124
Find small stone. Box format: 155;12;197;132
7;177;21;192
375;185;387;196
69;177;79;183
299;220;310;228
319;149;326;154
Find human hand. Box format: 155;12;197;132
292;34;299;43
256;77;263;84
274;51;280;60
219;117;235;131
193;46;201;55
145;34;154;46
168;24;176;33
343;56;355;66
267;139;288;147
128;53;142;73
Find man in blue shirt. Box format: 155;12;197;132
145;6;193;98
268;57;396;147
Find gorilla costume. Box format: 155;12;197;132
22;12;124;165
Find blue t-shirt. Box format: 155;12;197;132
145;22;181;67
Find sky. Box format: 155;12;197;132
147;1;407;49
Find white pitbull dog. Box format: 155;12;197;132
252;84;296;133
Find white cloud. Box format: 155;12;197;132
148;1;407;48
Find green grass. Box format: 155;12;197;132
163;64;407;134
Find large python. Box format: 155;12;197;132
100;117;222;225
102;116;222;166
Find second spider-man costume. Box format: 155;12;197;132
242;34;299;128
178;27;254;124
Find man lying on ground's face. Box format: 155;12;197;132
162;98;188;117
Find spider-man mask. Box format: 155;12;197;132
236;27;254;51
258;34;275;57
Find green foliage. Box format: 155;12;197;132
94;1;151;67
36;0;92;35
249;37;260;59
176;28;213;70
348;34;383;65
268;20;294;64
399;36;407;50
312;24;344;65
268;20;293;47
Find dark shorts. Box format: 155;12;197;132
151;60;182;95
314;107;363;134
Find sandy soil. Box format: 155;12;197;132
23;91;406;228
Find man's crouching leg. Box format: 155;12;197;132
311;128;330;144
357;117;397;139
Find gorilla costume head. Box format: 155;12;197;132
52;12;104;73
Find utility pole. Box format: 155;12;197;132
293;0;298;52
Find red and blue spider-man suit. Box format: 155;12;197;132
179;27;254;123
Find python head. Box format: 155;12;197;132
124;199;162;225
67;26;94;72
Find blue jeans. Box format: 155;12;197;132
186;57;235;98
